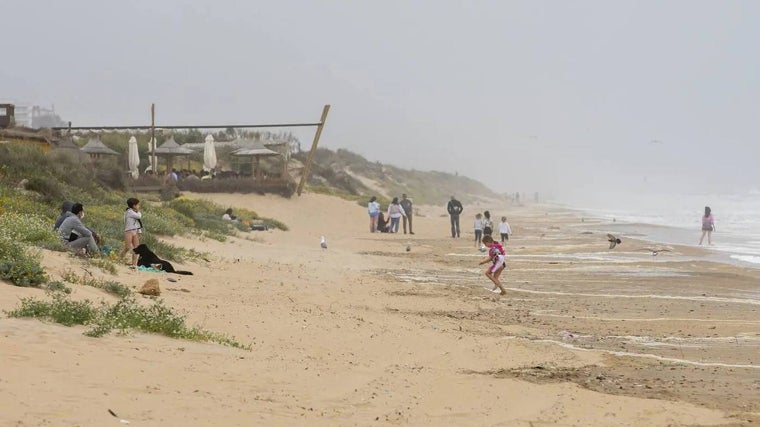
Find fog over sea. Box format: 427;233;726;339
552;190;760;267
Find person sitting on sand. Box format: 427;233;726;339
479;235;506;295
59;203;99;256
54;200;101;245
699;206;715;245
376;211;391;233
222;208;238;221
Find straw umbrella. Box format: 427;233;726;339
128;136;140;178
80;137;118;162
154;136;195;174
203;134;217;172
232;140;279;179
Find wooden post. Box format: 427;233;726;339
151;103;157;173
297;104;330;196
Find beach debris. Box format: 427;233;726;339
320;236;327;249
405;245;411;252
108;409;130;424
637;248;672;256
138;278;160;296
167;277;178;282
607;233;622;249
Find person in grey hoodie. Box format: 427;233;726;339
53;200;75;230
59;203;99;255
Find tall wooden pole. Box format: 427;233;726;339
297;104;330;196
151;103;156;173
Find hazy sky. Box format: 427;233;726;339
2;1;758;200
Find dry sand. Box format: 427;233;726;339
1;192;759;426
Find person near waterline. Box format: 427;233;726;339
699;206;715;246
368;196;381;233
447;195;464;237
400;193;414;234
58;203;99;256
387;197;407;233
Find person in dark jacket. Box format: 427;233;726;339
447;196;464;238
400;194;414;235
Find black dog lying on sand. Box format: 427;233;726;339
133;244;193;275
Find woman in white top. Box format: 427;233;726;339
121;197;143;268
386;197;407;233
368;196;381;233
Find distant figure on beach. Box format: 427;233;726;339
447;196;463;238
120;198;143;269
473;213;484;247
400;194;414;235
482;210;493;238
368;196;381;233
498;216;512;243
699;206;715;245
59;203;99;256
479;235;506;295
387;197;407;233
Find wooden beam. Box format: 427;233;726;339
297;104;330;196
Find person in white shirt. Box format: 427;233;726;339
121;198;143;268
473;213;484;247
498;216;512;243
386;197;407;233
368;196;381;232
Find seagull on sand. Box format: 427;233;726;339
637;248;672;256
607;233;622;249
320;236;327;249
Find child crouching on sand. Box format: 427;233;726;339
479;235;506;295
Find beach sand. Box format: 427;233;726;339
1;193;758;426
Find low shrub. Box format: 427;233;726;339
0;238;47;287
6;294;250;349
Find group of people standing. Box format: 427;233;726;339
446;196;512;245
54;198;144;268
368;194;414;234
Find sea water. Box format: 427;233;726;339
552;190;760;267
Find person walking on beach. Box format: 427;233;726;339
59;203;99;256
498;216;512;243
473;213;484;247
368;196;381;233
400;194;414;234
387;197;407;233
479;235;506;295
699;206;715;245
482;210;493;238
120;198;143;268
447;196;464;238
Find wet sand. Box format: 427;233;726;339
1;194;758;426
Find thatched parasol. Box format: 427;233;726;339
154;136;195;173
232;140;280;179
80;137;118;161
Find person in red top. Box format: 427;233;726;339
479;235;506;295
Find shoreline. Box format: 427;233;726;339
547;202;760;269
